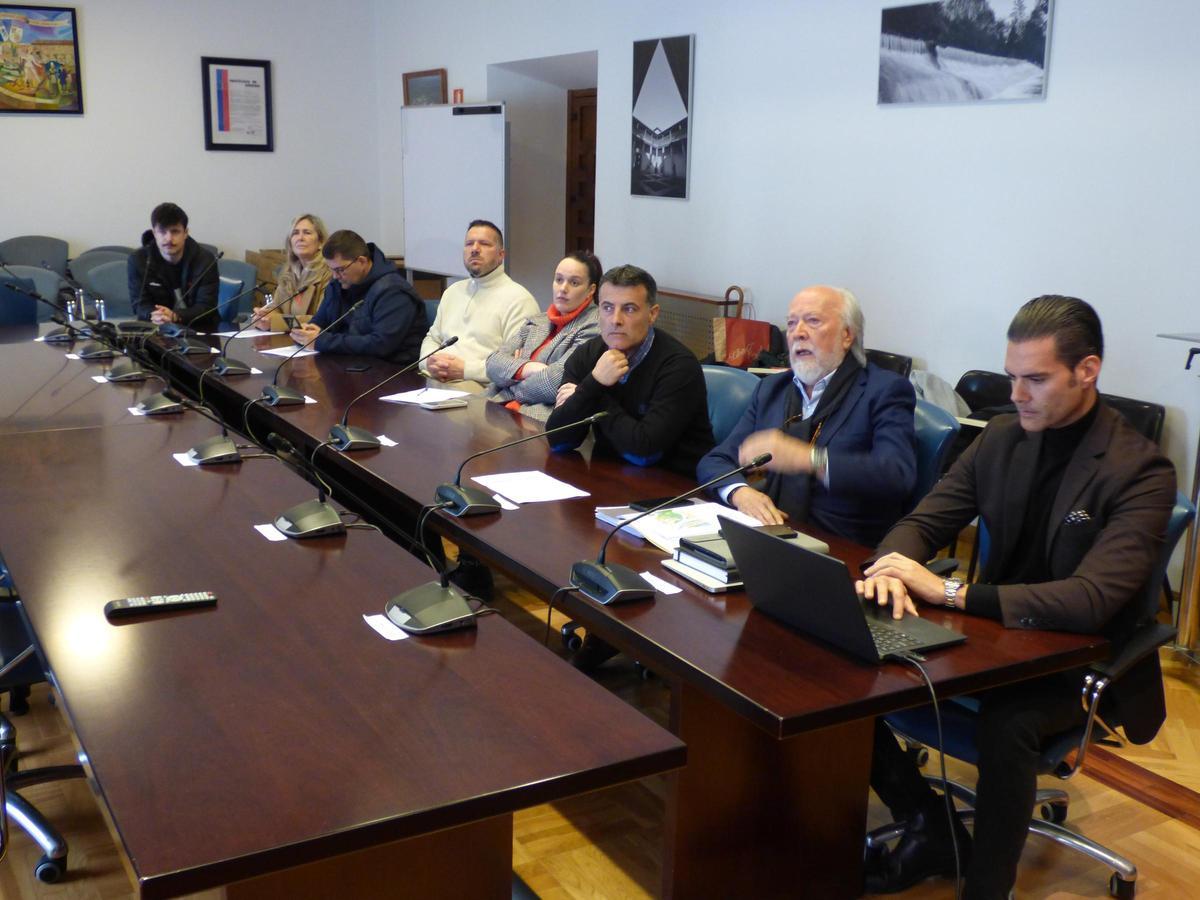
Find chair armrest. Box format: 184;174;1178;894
926;558;960;577
1092;623;1176;682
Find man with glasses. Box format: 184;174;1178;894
290;229;426;364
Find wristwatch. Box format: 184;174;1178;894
943;577;963;609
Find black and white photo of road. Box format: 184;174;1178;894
631;35;693;199
878;0;1052;105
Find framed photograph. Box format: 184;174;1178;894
403;68;447;106
878;0;1053;106
201;56;273;151
0;5;83;114
631;34;693;199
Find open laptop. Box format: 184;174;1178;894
721;518;965;664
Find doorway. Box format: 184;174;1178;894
566;88;597;255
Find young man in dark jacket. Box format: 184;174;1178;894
127;202;219;326
290;229;426;364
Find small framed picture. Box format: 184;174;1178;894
0;5;84;115
403;68;447;106
201;56;273;151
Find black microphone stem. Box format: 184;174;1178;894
340;335;459;428
453;410;609;487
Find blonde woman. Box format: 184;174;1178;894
252;214;332;329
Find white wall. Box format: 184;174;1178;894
373;0;1200;502
2;0;381;260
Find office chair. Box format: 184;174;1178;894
68;249;129;286
0;275;39;327
81;260;133;319
0;236;69;278
80;244;135;255
198;242;220;259
218;276;245;327
701;364;761;443
868;491;1195;899
911;399;960;509
866;348;913;378
2;266;67;322
0;590;86;883
1100;394;1165;445
218;259;259;325
424;298;440;327
954;369;1011;415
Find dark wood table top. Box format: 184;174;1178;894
173;342;1111;740
0;326;176;435
0;412;684;897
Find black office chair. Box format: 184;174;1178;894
954;369;1011;415
868;491;1195;899
1100;393;1164;445
865;348;913;378
0;567;86;883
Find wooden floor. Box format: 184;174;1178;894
5;565;1200;898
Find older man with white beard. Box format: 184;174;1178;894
696;284;917;546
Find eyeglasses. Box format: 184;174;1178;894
329;257;362;278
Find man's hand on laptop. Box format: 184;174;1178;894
856;552;940;619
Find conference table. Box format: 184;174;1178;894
0;326;686;898
147;329;1113;899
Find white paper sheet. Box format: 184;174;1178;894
212;330;286;338
258;346;318;358
640;571;681;595
127;406;146;417
172;452;200;468
380;387;470;405
91;375;108;383
254;522;288;542
377;435;398;447
470;471;589;504
363;613;409;641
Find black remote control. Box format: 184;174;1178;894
104;591;217;620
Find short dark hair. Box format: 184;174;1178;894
565;250;603;289
322;229;370;262
466;219;503;248
599;264;657;306
151;202;188;230
1007;295;1104;367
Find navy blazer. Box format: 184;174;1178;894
696;363;917;546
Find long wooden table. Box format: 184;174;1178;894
156;333;1112;898
0;330;685;898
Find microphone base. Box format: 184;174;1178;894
105;357;148;382
137;392;185;416
261;385;306;406
211;356;251;376
116;320;157;336
157;322;191;338
188;435;241;465
43;326;75;344
77;341;116;360
570;560;656;606
329;424;381;452
434;483;502;517
173;337;212;355
384;582;477;635
273;499;345;539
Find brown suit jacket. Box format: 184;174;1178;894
874;402;1176;743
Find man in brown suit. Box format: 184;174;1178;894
858;295;1176;899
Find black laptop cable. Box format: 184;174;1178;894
884;649;964;900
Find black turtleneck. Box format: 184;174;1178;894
967;399;1100;620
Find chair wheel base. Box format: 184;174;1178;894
1110;873;1135;899
35;853;66;883
560;622;584;653
1040;801;1068;824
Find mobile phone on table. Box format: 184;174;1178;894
629;496;694;512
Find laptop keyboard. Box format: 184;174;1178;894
867;619;924;655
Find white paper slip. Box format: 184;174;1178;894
304;395;317;404
470;471;589;504
91;374;108;383
212;330;286;338
127;406;146;417
254;522;288;542
258;345;318;358
65;353;81;360
172;452;200;468
34;336;46;342
377;435;398;447
250;367;264;375
363;613;409;641
640;571;682;595
380;387;469;405
493;494;519;510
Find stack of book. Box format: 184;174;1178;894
663;527;832;593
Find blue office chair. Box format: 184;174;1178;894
0;274;39;326
702;364;761;444
82;260;133;319
423;298;439;328
218;276;244;327
68;249;129;286
218;259;259;324
3;265;67;322
0;235;69;277
911;399;960;510
869;491;1196;899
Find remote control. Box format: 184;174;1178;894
104;591;217;620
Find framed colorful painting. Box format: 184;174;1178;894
0;5;83;114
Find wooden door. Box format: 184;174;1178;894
565;88;597;254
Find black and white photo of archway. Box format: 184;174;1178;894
878;0;1053;105
631;34;693;199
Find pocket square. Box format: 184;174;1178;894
1063;509;1092;524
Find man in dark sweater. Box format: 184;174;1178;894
127;202;219;326
290;229;426;364
545;264;714;476
858;296;1175;899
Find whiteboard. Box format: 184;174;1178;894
401;103;507;278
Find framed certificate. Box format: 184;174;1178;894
201;56;273;151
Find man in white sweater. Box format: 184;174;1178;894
421;220;538;391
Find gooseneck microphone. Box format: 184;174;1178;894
569;453;773;605
329;335;460;451
207;280;288;376
267;432;346;539
261;299;363;406
435;411;609;517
